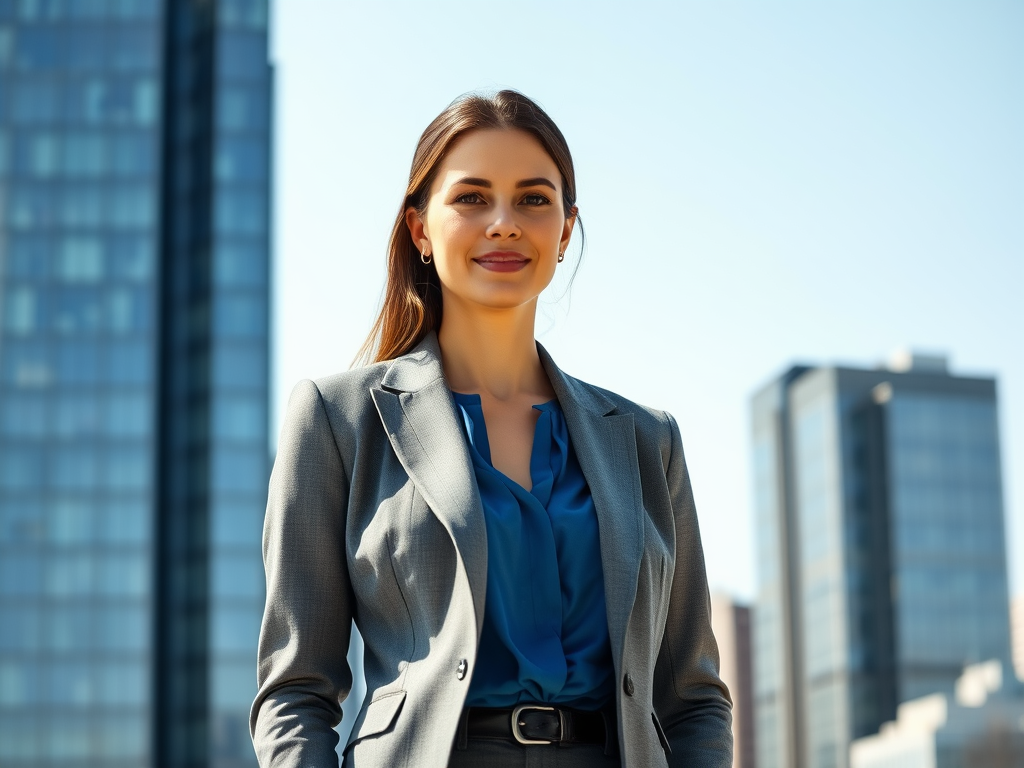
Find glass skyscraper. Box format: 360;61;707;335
751;354;1011;768
0;2;272;766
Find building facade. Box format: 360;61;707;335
751;354;1012;768
712;592;758;768
0;2;272;767
850;660;1024;768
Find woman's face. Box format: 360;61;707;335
407;128;575;314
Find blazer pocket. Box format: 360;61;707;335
651;710;672;757
343;690;407;755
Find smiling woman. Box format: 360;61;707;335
250;91;733;768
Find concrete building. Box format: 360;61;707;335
751;352;1012;768
850;660;1024;768
712;592;758;768
0;3;273;766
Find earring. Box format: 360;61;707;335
421;250;432;265
557;251;565;263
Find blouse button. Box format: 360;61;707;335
456;659;468;680
623;673;635;697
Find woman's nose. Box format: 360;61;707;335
485;201;520;239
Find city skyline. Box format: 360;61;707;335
271;0;1023;603
751;355;1011;768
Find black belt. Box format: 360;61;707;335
462;705;612;748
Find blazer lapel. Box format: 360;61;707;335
538;344;645;668
370;333;488;640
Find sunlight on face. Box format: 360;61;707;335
410;129;575;315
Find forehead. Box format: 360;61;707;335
433;128;560;187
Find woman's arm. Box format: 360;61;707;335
250;379;353;767
652;411;734;767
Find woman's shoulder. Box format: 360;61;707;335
559;372;678;443
284;359;392;423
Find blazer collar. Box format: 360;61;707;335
373;331;645;667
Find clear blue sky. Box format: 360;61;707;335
271;1;1023;601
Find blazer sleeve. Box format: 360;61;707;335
250;379;353;767
652;411;734;767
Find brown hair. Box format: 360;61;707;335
357;90;582;364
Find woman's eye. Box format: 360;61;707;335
522;194;550;206
454;192;483;204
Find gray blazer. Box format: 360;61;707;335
250;332;732;767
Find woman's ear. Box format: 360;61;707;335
559;206;578;256
405;207;429;255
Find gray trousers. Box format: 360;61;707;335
448;740;621;767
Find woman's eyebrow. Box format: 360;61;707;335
450;176;557;191
516;177;556;190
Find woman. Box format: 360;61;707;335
250;91;732;768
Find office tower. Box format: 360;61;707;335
711;592;758;768
0;3;272;767
751;353;1011;768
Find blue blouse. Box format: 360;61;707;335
452;392;614;710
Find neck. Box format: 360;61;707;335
437;295;551;401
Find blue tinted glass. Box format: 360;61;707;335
96;498;149;544
3;284;42;334
11;78;60;123
0;393;47;435
96;604;146;651
51;287;103;334
214;292;266;338
108;233;155;281
48;498;96;545
214;239;267;287
0;551;42;594
57;340;100;383
8;183;57;228
0;445;43;490
213;395;265;440
50;447;99;490
59;183;104;227
211;604;261;652
217;84;268;132
0;657;37;705
103;445;150;490
0;497;45;544
63;131;108;176
1;340;53;386
110;131;154;176
107;182;154;228
105;287;152;334
44;552;95;597
52;393;101;438
97;551;147;596
5;233;52;279
220;0;268;28
14;26;62;70
0;605;41;650
212;554;263;600
211;497;263;547
13;131;60;177
215;188;267;236
216;136;267;181
97;661;146;705
217;31;265;80
110;24;157;71
65;26;106;70
213;344;265;388
212;446;266;493
103;391;150;436
105;341;150;384
55;235;104;282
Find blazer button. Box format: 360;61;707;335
456;659;468;680
623;673;635;697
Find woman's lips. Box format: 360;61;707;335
473;251;529;273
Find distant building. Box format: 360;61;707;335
751;352;1012;768
712;592;758;768
1011;596;1024;681
850;660;1024;768
0;3;272;766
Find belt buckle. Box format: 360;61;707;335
511;704;562;745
